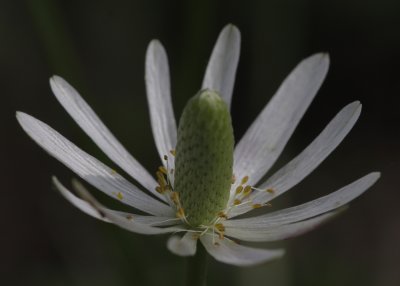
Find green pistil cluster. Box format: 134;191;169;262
174;90;234;226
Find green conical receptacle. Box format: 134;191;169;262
174;90;234;226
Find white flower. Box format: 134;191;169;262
17;24;379;267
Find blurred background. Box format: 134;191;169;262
1;0;399;285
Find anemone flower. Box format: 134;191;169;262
17;24;379;276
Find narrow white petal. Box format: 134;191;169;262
233;54;330;186
200;235;284;266
145;40;177;163
53;177;184;235
50;76;164;201
225;211;339;242
229;101;363;217
55;176;110;222
167;233;197;256
56;177;179;226
226;172;380;228
17;112;173;217
202;24;241;108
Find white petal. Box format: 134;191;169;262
229;101;363;217
145;40;177;164
55;177;180;226
167;233;197;256
225;211;339;242
200;235;284;266
226;172;380;228
49;76;164;201
233;54;330;186
202;24;241;108
17;112;173;217
55;176;110;222
53;177;184;235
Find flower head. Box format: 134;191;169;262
17;24;379;266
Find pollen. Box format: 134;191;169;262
252;204;262;209
170;149;176;156
234;199;241;205
116;192;123;200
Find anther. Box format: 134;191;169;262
116;192;123;200
266;188;275;194
215;223;225;232
234;199;241;205
158;166;168;175
176;207;185;218
243;185;252;196
155;186;163;194
170;149;176;156
241;176;249;185
235;186;243;194
217;211;227;219
170;192;180;205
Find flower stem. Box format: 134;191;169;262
186;242;208;286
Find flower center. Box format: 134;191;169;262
173;90;234;226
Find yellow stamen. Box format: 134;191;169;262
155;186;163;194
266;188;275;194
235;185;243;194
158;166;168;175
170;149;176;156
176;207;185;218
215;223;225;232
170;192;180;205
252;204;262;209
243;185;252;196
241;176;249;185
217;211;227;219
116;192;123;200
234;199;241;205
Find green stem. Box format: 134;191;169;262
186;242;208;286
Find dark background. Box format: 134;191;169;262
1;0;399;285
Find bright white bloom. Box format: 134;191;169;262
17;24;379;266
